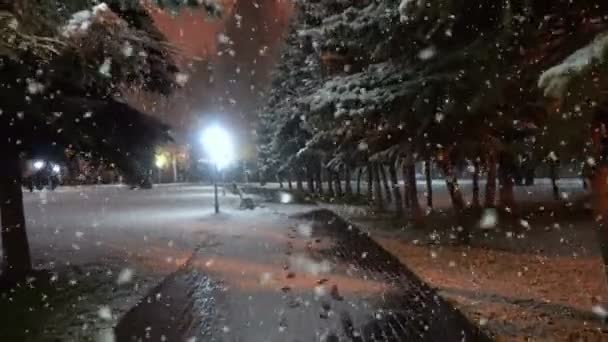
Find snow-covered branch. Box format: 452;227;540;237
538;31;608;99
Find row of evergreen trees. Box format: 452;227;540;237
257;0;608;289
257;0;608;215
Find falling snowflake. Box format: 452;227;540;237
218;33;231;44
418;46;437;60
289;255;331;275
116;268;134;285
99;58;112;77
279;192;293;204
592;304;608;319
434;112;444;123
479;208;498;229
98;306;113;321
175;73;190;86
547;151;558;161
314;285;327;298
121;41;133;57
259;272;274;285
96;328;115;342
26;80;45;94
296;223;313;237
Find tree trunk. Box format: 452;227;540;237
366;164;373;203
441;160;465;212
498;153;516;211
472;159;480;208
0;151;32;280
425;158;433;209
379;164;392;204
388;162;403;217
356;168;363;196
485;152;497;207
287;172;293;190
296;169;303;192
334;172;343;197
278;174;283;189
326;168;334;197
591;121;608;298
373;163;384;210
550;162;560;200
440;156;468;242
406;158;421;219
306;169;315;193
498;174;515;210
344;167;353;196
315;166;323;196
593;165;608;288
402;163;411;209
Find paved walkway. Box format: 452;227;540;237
115;207;489;341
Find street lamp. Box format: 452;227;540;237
155;153;168;184
201;125;234;213
33;160;45;170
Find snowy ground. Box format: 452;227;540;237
1;184;255;341
294;180;607;340
248;179;608;340
0;179;595;340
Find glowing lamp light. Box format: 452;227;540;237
52;164;60;174
33;160;45;170
201;125;234;169
279;192;293;204
155;154;168;169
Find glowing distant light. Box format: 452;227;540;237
201;125;234;169
155;154;168;169
52;164;60;174
33;160;45;170
279;192;293;204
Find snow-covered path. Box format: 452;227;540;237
114;205;488;342
4;184;249;340
20;184;241;268
4;181;583;340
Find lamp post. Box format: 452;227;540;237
155;153;168;184
201;125;234;213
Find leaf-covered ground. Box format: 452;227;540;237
334;203;608;340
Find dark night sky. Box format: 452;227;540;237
130;0;293;157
